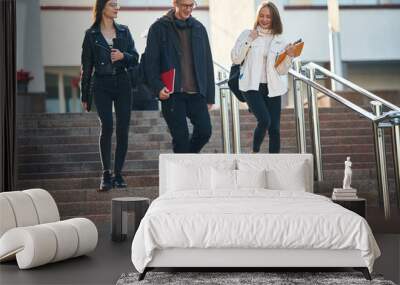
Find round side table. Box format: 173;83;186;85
111;197;150;242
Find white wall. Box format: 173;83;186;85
209;0;256;69
40;3;400;66
347;62;400;91
284;8;400;62
40;0;94;6
17;0;45;93
40;0;210;6
41;9;210;66
209;0;286;69
209;1;400;65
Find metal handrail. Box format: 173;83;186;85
213;61;230;73
374;110;400;124
290;60;400;219
215;59;400;218
304;62;400;112
213;63;241;154
216;78;229;87
289;69;376;121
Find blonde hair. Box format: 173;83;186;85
253;1;283;35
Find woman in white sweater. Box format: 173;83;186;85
231;1;295;153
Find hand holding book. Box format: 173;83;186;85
274;39;304;68
161;68;175;94
159;68;175;100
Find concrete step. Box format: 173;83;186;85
56;187;159;217
18;142;173;155
18;150;164;164
17;149;390;169
50;186;159;204
321;168;393;180
15;122;376;139
17;142;381;156
19;149;392;175
322;161;394;170
18;159;158;175
17;174;158;190
16;128;381;146
16;108;369;128
18;166;396;192
17;169;159;180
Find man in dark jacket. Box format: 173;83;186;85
145;0;215;153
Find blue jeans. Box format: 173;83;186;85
243;84;281;153
161;93;212;153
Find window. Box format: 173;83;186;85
44;70;82;113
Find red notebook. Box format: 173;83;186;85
161;68;175;93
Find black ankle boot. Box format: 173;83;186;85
113;173;127;189
99;170;113;191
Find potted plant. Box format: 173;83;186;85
71;76;81;90
16;69;34;94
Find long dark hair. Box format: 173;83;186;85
92;0;109;26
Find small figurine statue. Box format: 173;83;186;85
342;156;352;189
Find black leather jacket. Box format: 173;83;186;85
80;22;139;108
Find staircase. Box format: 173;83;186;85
16;107;398;226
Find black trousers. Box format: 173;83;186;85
161;93;212;153
243;84;282;153
93;72;132;174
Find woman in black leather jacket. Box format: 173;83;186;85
80;0;139;191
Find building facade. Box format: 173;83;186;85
16;0;400;112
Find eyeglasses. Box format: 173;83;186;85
108;2;120;9
178;2;197;10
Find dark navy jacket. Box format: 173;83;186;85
144;12;215;104
80;22;139;108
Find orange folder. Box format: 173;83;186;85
274;40;304;68
161;68;176;93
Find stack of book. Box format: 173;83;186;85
332;188;358;200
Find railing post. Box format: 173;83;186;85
292;60;307;154
230;92;241;154
219;87;231;154
391;116;400;208
306;67;323;182
370;101;390;219
217;71;232;154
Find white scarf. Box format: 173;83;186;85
256;26;272;36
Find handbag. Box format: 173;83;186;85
228;41;252;103
227;64;246;102
130;52;158;101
